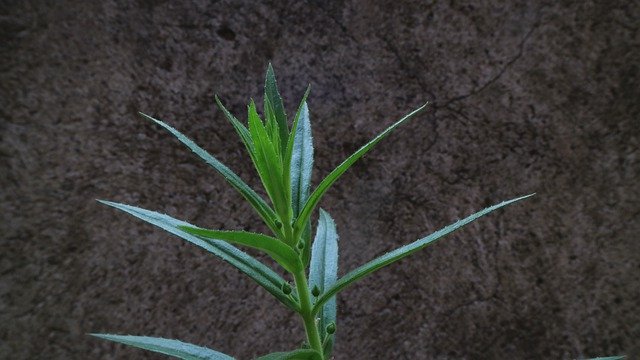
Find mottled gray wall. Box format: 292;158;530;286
1;1;638;359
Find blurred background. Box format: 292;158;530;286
1;1;638;359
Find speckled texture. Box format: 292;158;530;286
1;1;638;359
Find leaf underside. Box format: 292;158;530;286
90;334;235;360
308;209;338;352
98;200;299;311
314;194;535;313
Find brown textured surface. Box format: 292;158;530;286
1;1;638;359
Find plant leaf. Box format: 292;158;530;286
248;101;290;221
308;209;338;349
264;63;289;154
313;194;534;313
138;112;280;235
582;357;626;360
255;349;322;360
98;200;299;311
178;226;302;274
289;101;313;217
90;334;235;360
214;95;255;156
293;103;429;238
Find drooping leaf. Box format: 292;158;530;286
178;226;302;273
138;112;280;235
264;63;289;154
90;334;235;360
293;103;429;239
255;348;322;360
308;209;338;350
98;200;299;311
313;194;534;313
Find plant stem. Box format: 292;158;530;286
293;269;324;358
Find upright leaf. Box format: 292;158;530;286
264;63;289;154
138;112;280;235
289;101;313;217
313;194;534;313
308;209;338;351
98;200;299;311
256;349;322;360
214;95;255;157
293;103;429;239
90;334;235;360
178;226;302;273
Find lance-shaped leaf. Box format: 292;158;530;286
264;63;289;154
308;209;338;351
90;334;235;360
138;112;280;235
98;200;299;311
289;101;313;218
256;349;322;360
582;357;626;360
214;95;255;157
313;194;534;313
178;226;302;274
248;101;291;223
293;103;429;239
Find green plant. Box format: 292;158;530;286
92;64;534;359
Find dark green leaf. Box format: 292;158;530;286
98;200;299;311
293;103;429;239
90;334;235;360
255;349;322;360
313;194;534;313
308;209;338;347
264;63;289;154
178;226;302;273
138;112;280;235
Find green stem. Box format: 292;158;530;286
293;269;324;358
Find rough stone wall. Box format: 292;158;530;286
1;1;638;359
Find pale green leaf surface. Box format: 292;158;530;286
255;349;322;360
308;209;338;345
98;200;298;311
138;112;279;234
178;226;301;273
90;334;234;360
582;357;626;360
293;103;429;237
289;101;313;217
313;194;534;313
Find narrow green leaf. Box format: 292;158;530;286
214;95;255;155
248;102;290;221
256;349;322;360
98;200;299;311
90;334;235;360
582;357;626;360
178;226;302;274
289;101;313;217
138;112;280;235
313;194;534;313
308;209;338;348
264;63;289;154
293;103;429;238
